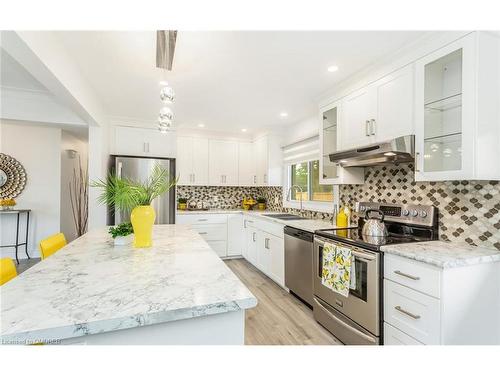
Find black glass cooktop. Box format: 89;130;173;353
315;224;436;251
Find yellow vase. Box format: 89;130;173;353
130;205;156;248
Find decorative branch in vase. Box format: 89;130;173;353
91;164;177;248
69;159;89;238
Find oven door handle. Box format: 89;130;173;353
314;239;376;261
313;297;378;344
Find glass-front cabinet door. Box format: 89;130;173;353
320;102;340;182
319;101;364;185
415;34;475;181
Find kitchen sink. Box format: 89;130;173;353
262;213;307;220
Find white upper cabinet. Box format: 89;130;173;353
415;32;500;181
114;126;176;158
341;87;377;149
238;142;257;186
319;101;364;185
340;65;415;150
374;65;415;141
208;140;239;186
176;136;209;185
254;134;282;186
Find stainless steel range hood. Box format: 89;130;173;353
329;135;415;167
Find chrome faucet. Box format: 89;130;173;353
286;184;304;216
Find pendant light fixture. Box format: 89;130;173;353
156;30;177;133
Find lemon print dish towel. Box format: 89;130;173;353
321;242;356;297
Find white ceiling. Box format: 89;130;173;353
54;31;428;135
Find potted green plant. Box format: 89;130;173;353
178;197;188;210
92;164;177;248
257;197;266;210
109;222;134;246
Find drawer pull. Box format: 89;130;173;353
395;305;421;320
197;219;208;222
198;232;208;235
394;270;420;281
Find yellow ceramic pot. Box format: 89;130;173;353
258;203;266;210
130;205;156;248
178;203;187;210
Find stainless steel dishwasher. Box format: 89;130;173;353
284;226;314;306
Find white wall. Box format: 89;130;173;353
87;123;110;229
60;130;88;242
281;116;318;146
0;121;61;259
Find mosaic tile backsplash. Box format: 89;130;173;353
176;164;500;250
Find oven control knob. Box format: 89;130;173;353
402;209;409;216
419;210;427;218
410;210;418;217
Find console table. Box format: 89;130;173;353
0;209;31;264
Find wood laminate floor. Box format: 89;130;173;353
225;258;341;345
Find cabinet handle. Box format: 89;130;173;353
198;232;208;235
197;219;208;222
365;120;370;136
370;119;376;135
394;270;420;281
244;220;247;229
252;232;256;242
415;152;421;173
253;175;257;184
395;306;421;320
265;238;270;249
143;142;146;152
264;174;267;184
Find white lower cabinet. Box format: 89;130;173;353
176;212;286;289
227;214;244;257
383;253;500;345
384;323;423;345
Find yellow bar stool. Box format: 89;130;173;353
39;233;67;260
0;257;18;285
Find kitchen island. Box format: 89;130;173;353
0;225;257;345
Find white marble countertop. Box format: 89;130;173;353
381;240;500;269
0;225;257;344
176;209;337;232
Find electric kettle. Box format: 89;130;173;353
362;209;388;237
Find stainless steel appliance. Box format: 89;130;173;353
313;202;438;345
362;209;388;237
109;155;176;225
329;135;414;167
284;226;315;306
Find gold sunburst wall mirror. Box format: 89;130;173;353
0;153;27;199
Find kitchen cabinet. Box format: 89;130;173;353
267;233;285;287
340;65;414;150
114;126;176;158
341;87;377;149
414;32;500;181
256;231;271;275
227;214;244;257
176;136;209;185
319;101;364;185
374;65;415;141
383;253;500;345
254;134;282;186
238;142;257;186
245;221;258;266
208;140;239;186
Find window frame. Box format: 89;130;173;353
283;158;339;214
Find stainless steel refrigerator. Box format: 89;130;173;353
109;155;176;225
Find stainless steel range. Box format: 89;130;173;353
313;202;439;345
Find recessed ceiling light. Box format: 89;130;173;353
280;112;288;118
241;129;247;132
159;80;169;86
327;65;339;73
198;123;205;128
